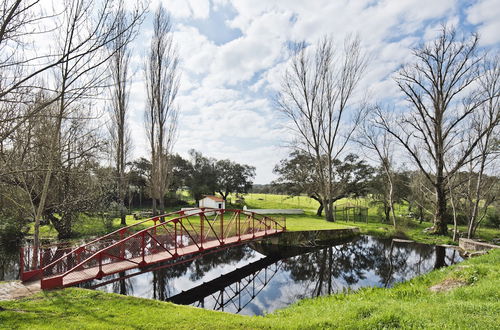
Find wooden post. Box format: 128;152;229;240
179;218;183;247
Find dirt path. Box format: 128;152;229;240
0;281;41;301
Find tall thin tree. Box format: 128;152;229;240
144;5;179;215
109;0;138;225
358;107;397;228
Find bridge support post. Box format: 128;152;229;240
96;252;105;279
139;231;146;267
237;211;241;241
200;214;204;251
76;248;81;266
252;214;255;239
174;220;179;257
220;210;224;245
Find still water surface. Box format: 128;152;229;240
80;235;462;316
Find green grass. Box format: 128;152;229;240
26;207;185;242
1;249;499;329
241;193;499;245
28;193;499;247
5;193;500;328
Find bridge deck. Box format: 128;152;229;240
45;229;282;287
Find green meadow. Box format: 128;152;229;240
27;193;499;246
4;192;497;329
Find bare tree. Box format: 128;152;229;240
0;1;59;144
358;107;397;228
276;36;367;222
376;26;499;235
462;57;500;238
144;5;179;216
1;101;105;239
108;0;141;225
407;170;434;224
0;1;142;144
24;0;145;257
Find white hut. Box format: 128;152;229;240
198;195;225;209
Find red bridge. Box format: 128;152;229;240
20;208;286;289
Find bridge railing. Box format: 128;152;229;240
37;209;285;288
20;209;192;281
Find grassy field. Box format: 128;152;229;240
5;193;499;328
27;193;499;246
1;248;498;329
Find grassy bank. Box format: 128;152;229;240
1;249;499;329
26;193;499;246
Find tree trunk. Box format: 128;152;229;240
316;203;324;217
152;198;157;216
159;196;164;215
384;203;390;223
448;182;458;241
324;200;334;222
433;185;448;234
311;195;323;216
120;208;126;225
218;191;228;201
119;181;126;225
47;213;73;239
388;180;396;228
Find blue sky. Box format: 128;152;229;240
126;0;500;183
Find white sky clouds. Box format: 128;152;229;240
125;0;500;183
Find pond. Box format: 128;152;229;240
75;235;463;316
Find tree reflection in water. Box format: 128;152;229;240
282;236;462;301
86;235;462;316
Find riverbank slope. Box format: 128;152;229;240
1;249;498;329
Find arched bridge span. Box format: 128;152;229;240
20;208;285;289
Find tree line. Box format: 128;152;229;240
0;1;177;254
0;0;498;250
275;27;499;238
272;151;499;236
128;150;255;208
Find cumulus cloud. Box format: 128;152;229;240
467;0;500;45
125;0;499;182
160;0;210;19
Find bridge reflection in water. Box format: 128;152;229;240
84;235;463;316
169;256;282;313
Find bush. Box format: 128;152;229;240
164;195;189;207
0;216;27;246
485;209;500;229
